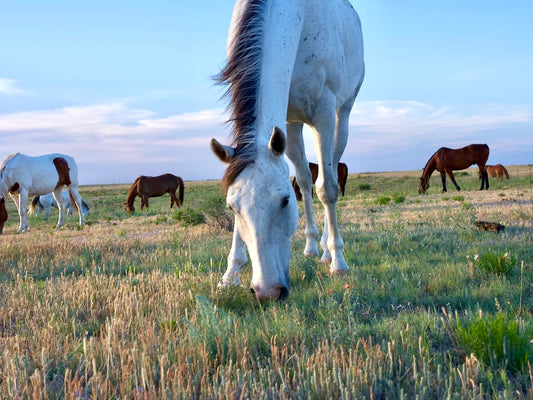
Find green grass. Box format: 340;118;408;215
0;166;531;398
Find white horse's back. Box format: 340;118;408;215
288;0;364;120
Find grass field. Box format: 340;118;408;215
0;165;532;398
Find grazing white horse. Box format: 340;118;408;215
0;153;85;233
30;192;90;219
211;0;364;301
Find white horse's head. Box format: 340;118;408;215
211;127;298;301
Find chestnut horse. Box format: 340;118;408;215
292;162;348;201
419;144;489;193
124;174;184;213
485;164;509;179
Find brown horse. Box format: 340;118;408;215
485;164;509;179
292;162;348;201
124;174;184;213
419;144;489;194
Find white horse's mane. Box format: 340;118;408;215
0;153;20;177
216;0;267;191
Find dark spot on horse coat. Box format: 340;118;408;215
53;157;71;188
9;182;20;194
0;197;7;233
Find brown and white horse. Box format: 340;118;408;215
0;153;85;233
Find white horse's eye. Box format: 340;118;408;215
281;196;290;209
227;203;237;213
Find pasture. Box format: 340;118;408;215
0;166;532;398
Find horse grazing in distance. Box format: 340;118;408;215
124;174;184;213
210;0;364;301
30;192;90;219
292;162;348;201
485;164;509;179
0;153;85;233
419;144;489;194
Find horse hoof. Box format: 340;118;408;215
217;279;241;289
329;268;350;277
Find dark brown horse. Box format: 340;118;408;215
124;174;184;213
292;162;348;201
419;144;489;194
485;164;509;179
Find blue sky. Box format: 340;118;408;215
1;1;532;184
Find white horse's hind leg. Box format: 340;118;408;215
320;213;331;262
312;97;350;274
67;186;85;226
53;188;66;228
219;223;248;287
286;123;320;257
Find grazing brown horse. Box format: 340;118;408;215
419;144;489;193
292;162;348;201
485;164;509;179
124;174;184;213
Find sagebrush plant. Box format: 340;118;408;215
474;251;517;277
449;309;533;375
172;206;205;226
198;193;234;231
0;167;531;398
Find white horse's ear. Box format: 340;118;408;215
269;126;286;157
211;138;235;164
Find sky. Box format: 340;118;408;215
1;1;532;184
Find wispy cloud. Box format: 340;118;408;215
0;78;30;95
350;100;531;133
0;100;530;183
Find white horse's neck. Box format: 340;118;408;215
255;0;303;147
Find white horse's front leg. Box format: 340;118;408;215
218;222;247;287
11;192;29;232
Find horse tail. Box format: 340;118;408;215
68;191;79;212
338;163;348;196
177;177;184;207
502;165;510;179
29;195;40;215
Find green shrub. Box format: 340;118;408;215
199;193;233;231
358;183;371;191
375;196;391;205
173;207;205;227
452;311;532;374
474;251;516;277
392;193;405;204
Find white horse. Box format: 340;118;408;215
30;192;90;219
0;153;85;233
211;0;364;301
